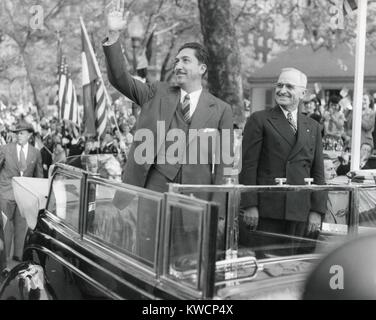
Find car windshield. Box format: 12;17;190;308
53;154;122;181
165;183;376;296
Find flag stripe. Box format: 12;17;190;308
58;55;80;127
81;17;110;139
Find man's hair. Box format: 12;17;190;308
329;94;341;105
280;67;307;88
178;42;209;74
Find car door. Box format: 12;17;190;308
154;192;219;299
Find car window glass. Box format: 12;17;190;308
322;190;349;234
46;172;81;230
85;181;162;268
165;203;203;290
358;187;376;232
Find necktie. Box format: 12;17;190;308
287;111;297;135
19;146;27;173
182;94;191;122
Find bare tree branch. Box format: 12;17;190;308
234;0;250;23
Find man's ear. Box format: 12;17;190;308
200;63;207;76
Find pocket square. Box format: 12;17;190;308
202;128;218;133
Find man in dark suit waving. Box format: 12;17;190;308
103;0;233;259
103;1;233;192
0;121;43;268
239;68;326;255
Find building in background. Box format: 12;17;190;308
248;44;376;113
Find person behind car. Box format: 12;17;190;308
322;94;345;152
0;120;43;268
239;67;326;257
103;0;233;261
336;138;375;176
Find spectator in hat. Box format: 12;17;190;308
0;120;43;268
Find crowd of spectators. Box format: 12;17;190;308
0;98;137;180
300;90;376;178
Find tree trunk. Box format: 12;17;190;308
197;0;244;125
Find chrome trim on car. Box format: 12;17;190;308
27;233;158;300
24;244;123;300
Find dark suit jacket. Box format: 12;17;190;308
103;40;233;193
239;106;326;222
0;143;43;201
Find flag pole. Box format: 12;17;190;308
350;0;368;171
80;17;121;135
56;31;62;122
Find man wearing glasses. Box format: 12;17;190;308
239;68;326;256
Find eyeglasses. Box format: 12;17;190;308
275;82;305;90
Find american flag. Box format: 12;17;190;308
81;17;109;140
58;56;80;125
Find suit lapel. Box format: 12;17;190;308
160;86;180;130
12;144;20;172
156;86;180;156
188;91;216;145
288;113;310;160
25;146;33;169
268;106;296;147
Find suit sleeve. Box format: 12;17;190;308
0;146;5;170
210;102;233;220
102;39;158;107
34;150;44;178
310;123;327;216
239;113;263;209
213;102;234;185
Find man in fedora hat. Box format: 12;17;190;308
0;120;43;270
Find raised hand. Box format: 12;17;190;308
106;0;129;33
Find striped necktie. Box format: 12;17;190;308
287;111;297;135
181;94;191;122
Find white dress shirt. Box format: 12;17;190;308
180;88;203;118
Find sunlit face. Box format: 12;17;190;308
324;159;337;181
329;102;340;113
174;48;206;89
360;143;372;162
275;70;306;110
303;101;315;115
16;130;32;146
362;95;370;111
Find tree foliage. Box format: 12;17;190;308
1;0;376;116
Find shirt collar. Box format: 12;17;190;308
279;105;298;122
17;142;29;149
180;87;203;102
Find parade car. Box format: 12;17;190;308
0;157;375;300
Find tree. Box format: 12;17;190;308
198;0;244;125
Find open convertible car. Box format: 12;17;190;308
0;156;375;299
